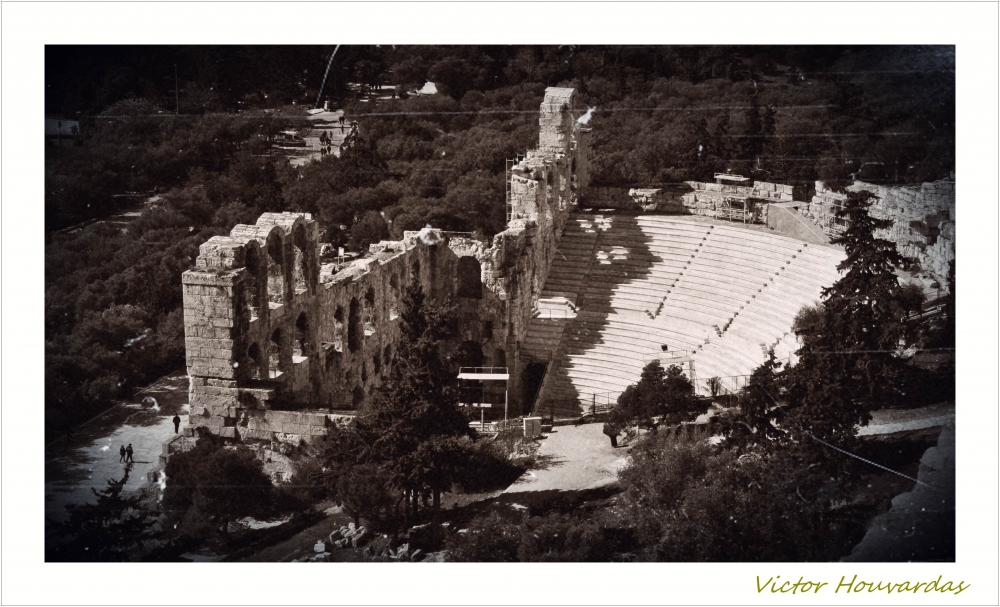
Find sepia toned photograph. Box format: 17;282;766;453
40;43;958;566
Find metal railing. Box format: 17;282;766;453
693;374;751;398
459;386;507;406
642;350;692;361
533;307;574;319
458;366;509;376
471;417;523;434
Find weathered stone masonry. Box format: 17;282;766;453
805;179;955;289
182;87;589;444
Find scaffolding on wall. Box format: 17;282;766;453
505;153;525;223
716;196;767;225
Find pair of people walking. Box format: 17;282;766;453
118;444;134;464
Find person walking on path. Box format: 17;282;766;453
125;443;134;463
119;445;127;463
173;414;181;434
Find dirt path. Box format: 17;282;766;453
502;423;628;500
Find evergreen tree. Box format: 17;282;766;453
335;278;472;526
47;464;154;561
609;361;700;432
780;190;920;452
723;351;784;449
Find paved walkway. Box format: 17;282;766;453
45;371;190;523
285;110;356;167
502;423;629;500
859;402;955;436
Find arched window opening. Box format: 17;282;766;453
383;344;393;371
388;273;401;320
293;312;308;359
244;245;261;320
266;232;284;304
363;287;377;336
268;329;284;378
352;386;365;408
373;352;381;375
494;348;507;369
292;224;308;294
361;362;368;383
456;257;482;299
246;343;262;380
348;297;362;353
333;306;345;352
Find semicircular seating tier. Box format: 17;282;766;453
524;213;845;419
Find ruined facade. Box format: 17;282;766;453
182;88;588;443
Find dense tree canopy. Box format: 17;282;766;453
608;360;701;435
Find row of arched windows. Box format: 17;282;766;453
243;223;316;321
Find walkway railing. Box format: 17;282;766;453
693;374;751;398
532;307;574;319
458;366;509;376
642;350;692;361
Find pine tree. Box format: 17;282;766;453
342;278;472;524
724;351;784;449
780;190;919;451
609;361;700;432
47;464;154;561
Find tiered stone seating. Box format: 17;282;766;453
524;213;845;416
522;217;602;362
692;239;845;386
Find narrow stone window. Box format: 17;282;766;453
333;306;345;352
293;312;308;358
293;223;308;294
244;244;261;319
268;328;284;377
247;343;262;380
266;232;284;304
363;287;377;335
348;297;362;353
456;256;482;299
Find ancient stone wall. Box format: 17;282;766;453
804;180;955;289
182;87;587;444
680;180;794;220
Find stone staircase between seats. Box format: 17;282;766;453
521;212;845;418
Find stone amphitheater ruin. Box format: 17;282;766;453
181;86;955;446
